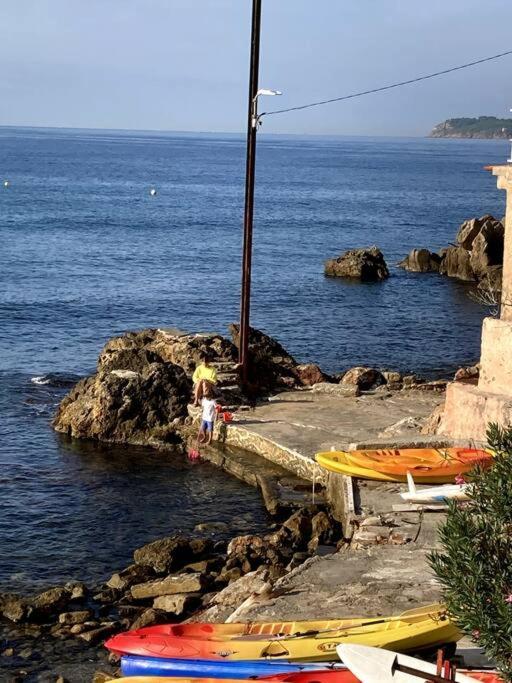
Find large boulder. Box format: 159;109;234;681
53;359;190;445
439;246;476;281
324;247;389;281
398;249;441;273
456;215;494;250
133;535;213;574
341;366;385;391
229;325;299;393
469;218;504;278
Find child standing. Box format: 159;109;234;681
196;387;217;447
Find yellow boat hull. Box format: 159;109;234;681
315;451;461;484
110;604;460;663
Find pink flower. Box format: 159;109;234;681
505;594;512;604
455;474;466;485
472;629;480;640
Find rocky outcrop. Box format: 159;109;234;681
54;327;334;447
341;366;385;391
53;359;190;446
398;248;441;273
229;325;332;393
399;215;504;290
324;247;389;281
439;246;475;281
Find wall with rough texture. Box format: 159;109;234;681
440;381;512;441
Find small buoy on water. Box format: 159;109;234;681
3;180;10;188
149;188;157;196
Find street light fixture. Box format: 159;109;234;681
239;0;283;385
252;90;282;129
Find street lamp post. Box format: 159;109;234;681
239;0;281;384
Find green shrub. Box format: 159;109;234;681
430;424;512;681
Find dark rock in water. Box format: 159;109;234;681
439;245;476;282
58;610;92;625
0;593;31;622
398;248;441;273
469;218;504;278
324;246;389;281
341;366;385;391
53;356;190;446
456;215;493;250
106;564;155;592
30;586;71;621
133;534;213;574
64;581;88;601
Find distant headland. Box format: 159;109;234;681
429;116;512;139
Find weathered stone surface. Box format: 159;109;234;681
210;567;270;609
454;364;479;383
78;622;119;644
130;607;165;630
131;572;205;600
470;218;504;277
294;364;331;387
53;355;190;445
65;581;88;601
152;593;200;614
398;248;441;273
229;325;300;393
420;402;445;435
106;564;155;591
456;216;489;249
92;588;120;604
311;382;360;397
382;371;402;385
325;246;389;281
439;245;476;281
58;610;92;625
31;586;71;619
341;367;385;391
1;594;31;622
133;535;212;574
308;512;333;553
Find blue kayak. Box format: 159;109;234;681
121;656;343;679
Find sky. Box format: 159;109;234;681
1;0;511;136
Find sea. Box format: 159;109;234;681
0;126;507;593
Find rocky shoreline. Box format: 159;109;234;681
0;504;343;682
3;314;483;680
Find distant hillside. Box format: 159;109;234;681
429;116;512;139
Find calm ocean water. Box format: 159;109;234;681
0;127;507;591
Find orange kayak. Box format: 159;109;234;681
344;448;491;479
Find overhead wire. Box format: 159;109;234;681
260;49;512;118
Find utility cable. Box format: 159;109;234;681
261;49;512;118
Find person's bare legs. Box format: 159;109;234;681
193;380;204;406
196;425;206;448
205;428;213;445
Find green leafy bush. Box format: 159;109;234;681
430;424;512;681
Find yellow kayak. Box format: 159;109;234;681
106;604;460;663
315;451;461;484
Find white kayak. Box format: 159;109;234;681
400;472;469;504
337;644;476;683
